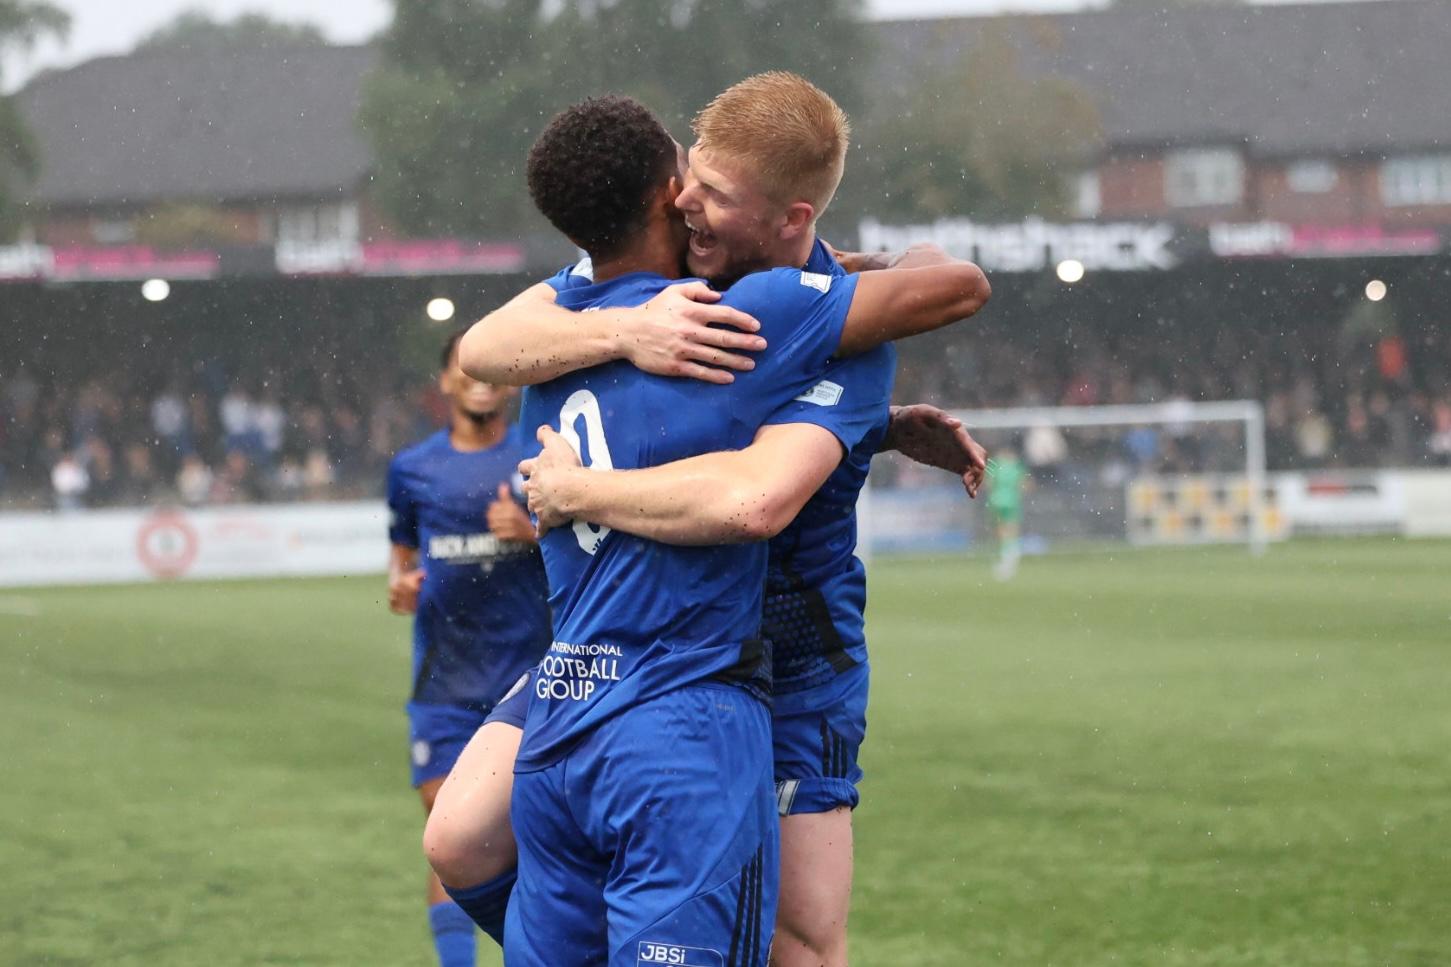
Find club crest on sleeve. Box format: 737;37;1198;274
799;271;832;293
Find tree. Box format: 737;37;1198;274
841;26;1102;225
0;0;68;238
360;0;867;238
135;9;327;51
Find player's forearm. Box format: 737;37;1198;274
388;544;419;582
551;457;779;546
837;252;991;357
460;301;632;386
831;249;898;273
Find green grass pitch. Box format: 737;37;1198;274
3;539;1448;965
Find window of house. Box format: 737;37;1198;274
1073;171;1101;219
1380;156;1451;206
1286;160;1337;194
276;202;360;245
1163;148;1244;207
92;219;137;245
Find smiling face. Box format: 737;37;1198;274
675;145;796;285
441;355;515;424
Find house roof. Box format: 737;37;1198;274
14;0;1448;212
17;43;378;208
870;0;1451;157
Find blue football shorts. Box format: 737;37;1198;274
406;701;491;788
504;682;779;967
482;669;532;731
771;663;870;816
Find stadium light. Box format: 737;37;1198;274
1365;279;1387;302
1056;259;1086;284
426;297;456;322
141;278;171;302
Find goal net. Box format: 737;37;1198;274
863;400;1282;557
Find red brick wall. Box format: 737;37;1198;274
1097;150;1451;227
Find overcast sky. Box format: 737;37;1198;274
2;0;1387;91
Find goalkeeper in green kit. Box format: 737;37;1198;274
986;448;1029;580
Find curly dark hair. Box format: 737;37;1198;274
526;95;677;261
440;327;469;370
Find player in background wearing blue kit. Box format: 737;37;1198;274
386;331;553;967
433;74;988;967
442;91;985;966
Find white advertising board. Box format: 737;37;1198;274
0;501;387;588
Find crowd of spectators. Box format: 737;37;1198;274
0;366;441;512
891;285;1451;477
3;283;1449;512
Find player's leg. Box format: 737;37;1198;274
994;515;1021;581
423;671;532;946
423;720;521;945
410;703;489;967
597;684;780;967
769;669;870;967
773;808;853;967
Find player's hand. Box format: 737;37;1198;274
622;282;766;385
518;426;585;537
486;482;537;544
884;404;988;498
388;567;425;615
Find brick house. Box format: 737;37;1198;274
872;0;1451;229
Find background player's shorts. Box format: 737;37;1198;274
772;664;869;816
406;701;489;788
505;683;778;967
482;669;532;731
987;502;1023;525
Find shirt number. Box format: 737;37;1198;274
557;389;614;555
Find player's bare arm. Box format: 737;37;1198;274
459;280;766;387
388;543;424;615
519;422;843;545
836;244;991;356
882;404;989;498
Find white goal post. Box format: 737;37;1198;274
947;400;1270;555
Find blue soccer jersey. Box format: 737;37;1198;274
544;242;896;710
387;426;553;711
762;242;895;708
514;266;860;771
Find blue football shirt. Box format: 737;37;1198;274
544;240;897;712
515;265;859;769
387;425;554;711
761;243;896;709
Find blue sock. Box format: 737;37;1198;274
443;868;517;948
427;901;476;967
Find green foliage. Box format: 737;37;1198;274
360;0;867;237
0;0;67;238
4;541;1450;964
844;26;1101;224
134;9;327;51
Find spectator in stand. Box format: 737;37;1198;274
51;453;89;510
177;455;213;506
1429;398;1451;466
220;383;255;455
151;385;190;469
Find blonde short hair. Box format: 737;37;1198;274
692;71;851;216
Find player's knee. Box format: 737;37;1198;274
423;807;515;888
772;911;848;967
